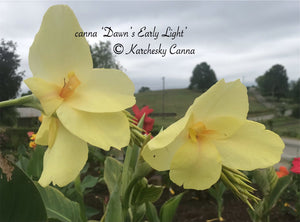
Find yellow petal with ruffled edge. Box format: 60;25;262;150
29;5;92;84
146;114;190;151
56;103;130;150
191;79;248;122
214;120;284;171
170;139;222;190
142;131;187;171
24;77;63;116
38;122;88;187
65;69;135;113
35;116;51;145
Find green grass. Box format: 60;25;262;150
135;88;271;128
265;116;300;139
135;89;202;129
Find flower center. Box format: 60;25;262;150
59;72;81;99
188;121;215;143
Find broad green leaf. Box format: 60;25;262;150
253;167;278;196
146;202;160;222
160;192;185;222
131;178;164;205
265;175;292;211
0;161;47;222
81;175;99;193
35;183;82;222
131;204;146;222
105;184;123;222
85;206;100;218
121;144;140;198
27;145;45;179
104;157;123;194
15;154;29;172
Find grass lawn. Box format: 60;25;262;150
135;88;271;128
267;116;300;139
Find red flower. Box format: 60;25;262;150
132;104;154;133
27;131;35;137
276;166;289;178
290;157;300;174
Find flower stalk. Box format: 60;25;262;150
0;95;43;112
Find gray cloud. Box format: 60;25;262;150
0;0;299;93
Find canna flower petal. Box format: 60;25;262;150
170;139;222;190
56;103;130;150
29;5;92;83
215;120;284;170
142;79;284;190
24;77;63;116
25;5;135;187
65;69;135;113
191;79;248;121
39;122;88;187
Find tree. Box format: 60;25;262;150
290;78;300;104
256;64;289;99
0;39;24;126
138;86;150;93
188;62;217;91
90;41;122;69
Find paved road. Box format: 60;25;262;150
274;137;300;169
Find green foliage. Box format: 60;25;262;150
208;181;227;220
188;62;217;91
0;39;24;126
292;105;300;119
159;192;185;222
35;183;82;222
104;157;123;194
145;202;160;222
256;64;289;99
249;167;292;222
0;161;47;222
27;146;46;179
138;86;151;93
131;177;164;205
290;78;300;104
90;41;122;69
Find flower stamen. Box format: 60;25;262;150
189;121;216;142
59;72;81;99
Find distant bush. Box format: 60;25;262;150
291;106;300;119
0;127;38;150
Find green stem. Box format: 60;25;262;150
0;95;43;112
74;175;87;222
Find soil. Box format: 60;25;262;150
85;184;299;222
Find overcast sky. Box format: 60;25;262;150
0;0;299;92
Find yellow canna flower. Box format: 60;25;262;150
24;5;135;187
142;80;284;190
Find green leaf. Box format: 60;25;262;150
105;184;123;222
131;178;164;205
146;202;160;222
159;192;185;222
131;204;146;222
0;162;47;222
253;167;278;196
265;175;292;211
81;175;99;193
85;206;100;218
35;182;82;222
104;157;123;194
27;145;45;179
121;144;140;198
